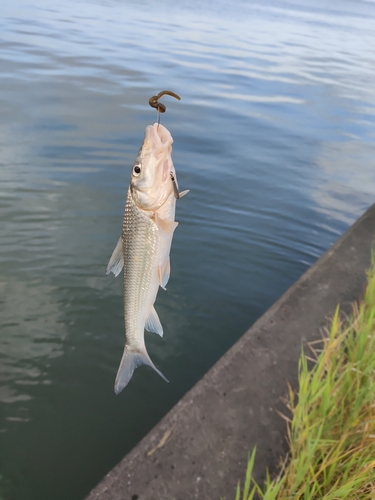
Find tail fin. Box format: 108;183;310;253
114;345;168;395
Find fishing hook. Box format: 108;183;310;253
149;90;181;124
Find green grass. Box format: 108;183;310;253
232;255;375;500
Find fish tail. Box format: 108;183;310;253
114;345;168;395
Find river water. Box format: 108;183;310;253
1;0;375;498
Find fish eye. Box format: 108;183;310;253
133;164;141;176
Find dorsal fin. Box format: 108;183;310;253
106;237;123;277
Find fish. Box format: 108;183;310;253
106;122;188;394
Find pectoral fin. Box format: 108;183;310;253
106;237;124;277
178;189;189;198
145;306;164;337
170;171;189;200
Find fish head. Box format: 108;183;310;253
130;123;176;211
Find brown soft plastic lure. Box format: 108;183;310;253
148;90;181;116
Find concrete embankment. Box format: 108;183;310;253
86;203;375;500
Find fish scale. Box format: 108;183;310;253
122;188;159;347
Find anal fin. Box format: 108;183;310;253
145;306;164;337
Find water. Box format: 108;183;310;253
1;0;375;498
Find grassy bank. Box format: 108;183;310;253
233;255;375;500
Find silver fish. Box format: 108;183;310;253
106;123;188;394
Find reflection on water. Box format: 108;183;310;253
1;0;375;498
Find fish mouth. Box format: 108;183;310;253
144;123;173;154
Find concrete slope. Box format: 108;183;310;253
86;203;375;500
